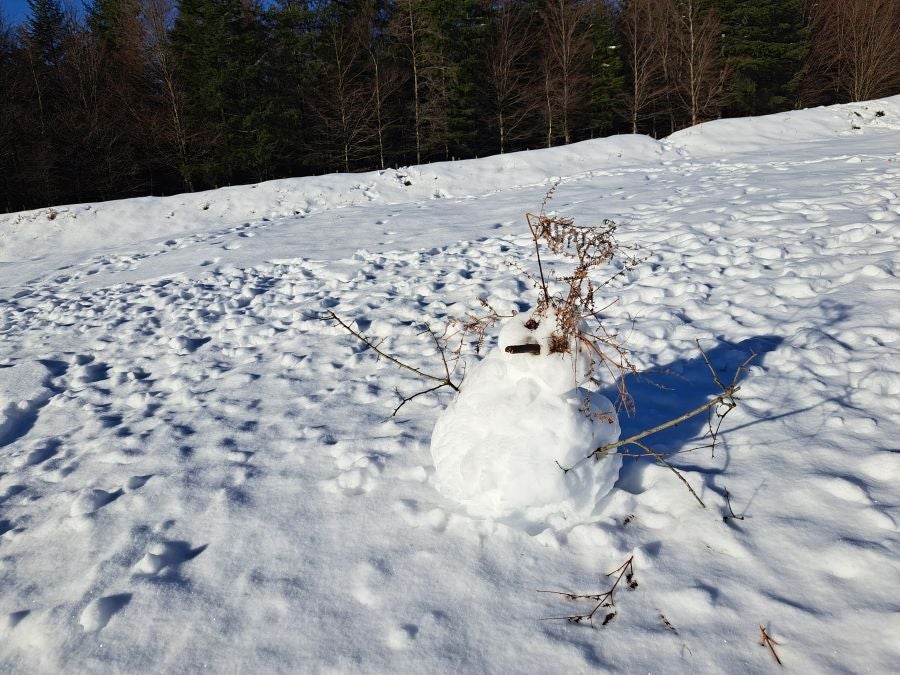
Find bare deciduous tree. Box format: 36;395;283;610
539;0;593;146
668;0;729;126
483;0;536;153
311;8;377;172
360;2;406;170
142;0;197;191
807;0;900;103
389;0;431;164
618;0;670;134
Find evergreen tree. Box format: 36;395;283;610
171;0;278;189
266;0;318;176
432;0;483;160
18;0;71;204
712;0;809;116
588;0;625;137
0;13;20;211
26;0;67;65
81;0;160;199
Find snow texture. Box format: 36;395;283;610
1;96;899;673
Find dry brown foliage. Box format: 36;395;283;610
515;184;644;413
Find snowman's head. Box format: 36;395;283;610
495;308;593;395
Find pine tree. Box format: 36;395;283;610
266;0;318;177
18;0;71;204
171;0;278;189
432;0;483;161
26;0;67;65
711;0;809;116
587;1;625;137
0;13;19;211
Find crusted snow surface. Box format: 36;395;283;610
431;310;621;522
1;97;899;673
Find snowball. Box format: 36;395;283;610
431;310;621;522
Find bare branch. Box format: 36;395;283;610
587;384;740;461
628;440;705;508
325;309;461;418
759;625;783;666
723;487;744;522
391;382;447;418
556;343;755;506
539;555;637;626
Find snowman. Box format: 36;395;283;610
430;307;621;523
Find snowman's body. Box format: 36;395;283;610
430;310;621;522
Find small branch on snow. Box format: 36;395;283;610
759;624;783;666
324;310;460;417
627;440;705;508
557;345;756;508
538;555;637;626
723;487;745;522
589;386;741;460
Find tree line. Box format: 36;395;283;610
1;0;898;213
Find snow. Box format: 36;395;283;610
431;309;621;522
1;96;900;672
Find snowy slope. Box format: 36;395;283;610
1;98;899;673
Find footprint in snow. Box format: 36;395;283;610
79;593;132;632
386;624;419;650
70;487;124;517
134;540;207;579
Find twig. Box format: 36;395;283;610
391;382;447;417
557;345;756;507
697;342;756;457
539;555;637;626
526;212;551;306
628;441;705;508
326;310;461;417
759;625;783;666
587;386;740;461
324;310;459;391
723;487;744;521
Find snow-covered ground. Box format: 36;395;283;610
1;97;899;673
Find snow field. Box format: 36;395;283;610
1;97;899;672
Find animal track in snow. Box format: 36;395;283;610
134;540;207;579
79;593;132;631
70;487;124;516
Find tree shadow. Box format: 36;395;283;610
604;335;783;498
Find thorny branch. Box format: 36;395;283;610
538;555;637;626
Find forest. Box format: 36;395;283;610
1;0;898;213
